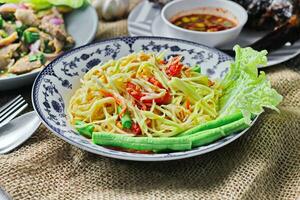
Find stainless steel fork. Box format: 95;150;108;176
0;95;28;129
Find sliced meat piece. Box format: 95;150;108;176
15;8;39;26
0;43;20;57
0;56;13;70
0;43;20;70
39;8;69;41
8;55;42;74
3;22;16;35
0;32;18;47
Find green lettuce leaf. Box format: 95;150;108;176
218;45;283;123
0;0;88;9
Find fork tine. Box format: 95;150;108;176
0;102;28;129
0;95;22;113
0;96;25;118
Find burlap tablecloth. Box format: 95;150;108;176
0;1;300;199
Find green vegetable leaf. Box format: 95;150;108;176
16;24;27;38
219;45;283;123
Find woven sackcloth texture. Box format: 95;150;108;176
0;1;300;199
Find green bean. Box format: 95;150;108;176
92;132;192;151
178;112;243;137
190;118;249;147
75;120;94;138
92;117;249;151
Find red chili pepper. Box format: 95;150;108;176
148;77;163;88
131;122;142;135
166;57;183;77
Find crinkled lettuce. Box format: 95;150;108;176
219;45;283;123
0;0;88;9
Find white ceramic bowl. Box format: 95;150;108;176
161;0;248;47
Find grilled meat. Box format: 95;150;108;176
233;0;300;30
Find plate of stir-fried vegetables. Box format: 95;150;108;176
0;0;98;90
32;37;282;161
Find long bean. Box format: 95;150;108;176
92;117;249;151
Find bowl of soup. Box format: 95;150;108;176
161;0;248;47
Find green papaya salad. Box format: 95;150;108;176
68;46;283;153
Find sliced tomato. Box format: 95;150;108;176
143;91;172;105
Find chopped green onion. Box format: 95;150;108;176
38;53;46;64
16;25;28;38
191;65;201;73
117;106;122;114
23;31;39;44
117;106;132;129
121;114;132;129
0;15;3;29
29;53;46;64
44;40;54;53
20;52;28;57
75;120;94;138
29;54;38;62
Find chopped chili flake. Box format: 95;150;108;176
131;122;142;135
186;98;191;110
208;80;215;87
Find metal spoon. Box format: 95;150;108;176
0;111;41;154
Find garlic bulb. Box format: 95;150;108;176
92;0;129;21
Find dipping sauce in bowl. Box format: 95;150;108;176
171;14;236;32
161;0;248;47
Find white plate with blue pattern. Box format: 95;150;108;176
128;0;300;67
32;36;255;161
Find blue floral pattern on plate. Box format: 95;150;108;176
32;36;252;161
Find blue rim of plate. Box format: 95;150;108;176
32;36;256;161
